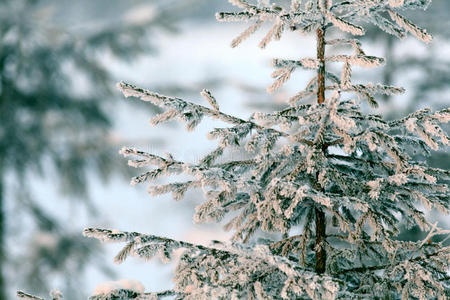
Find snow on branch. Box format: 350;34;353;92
17;290;63;300
84;228;341;299
117;82;297;140
118;81;245;131
388;8;432;43
89;280;176;300
17;291;44;300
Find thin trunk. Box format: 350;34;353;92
315;208;326;274
317;27;326;105
383;35;394;102
315;26;327;274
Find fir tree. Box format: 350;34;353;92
21;0;449;299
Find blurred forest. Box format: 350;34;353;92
1;0;449;299
0;0;199;298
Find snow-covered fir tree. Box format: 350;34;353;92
19;0;449;299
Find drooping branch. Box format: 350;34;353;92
84;228;341;299
117;81;315;146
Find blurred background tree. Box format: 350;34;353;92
370;0;449;111
363;0;450;243
0;0;202;298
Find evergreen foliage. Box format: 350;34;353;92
20;0;449;299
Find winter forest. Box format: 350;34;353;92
2;0;448;299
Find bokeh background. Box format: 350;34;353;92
1;0;448;298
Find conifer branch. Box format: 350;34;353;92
117;81;316;146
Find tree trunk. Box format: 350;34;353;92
315;26;327;274
315;208;326;274
317;27;326;105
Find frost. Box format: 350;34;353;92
201;89;220;111
231;20;263;48
92;279;145;295
388;173;408;185
389;0;404;7
367;178;383;200
388;9;432;43
50;289;63;300
325;12;365;36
